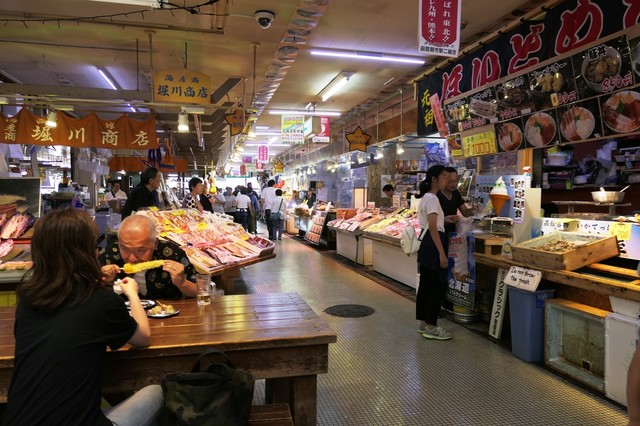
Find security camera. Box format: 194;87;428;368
255;10;275;29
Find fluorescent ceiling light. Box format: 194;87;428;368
268;109;341;117
89;0;162;7
310;49;425;65
98;68;118;90
246;143;290;147
318;72;353;102
255;125;270;130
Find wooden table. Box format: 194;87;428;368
0;292;337;426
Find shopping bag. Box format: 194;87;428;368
400;226;424;255
159;348;255;426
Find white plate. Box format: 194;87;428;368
125;300;156;310
147;309;180;319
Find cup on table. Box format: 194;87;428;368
196;274;212;306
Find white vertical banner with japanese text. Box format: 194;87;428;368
418;0;461;57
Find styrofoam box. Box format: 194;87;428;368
610;296;640;318
605;312;640;406
545;299;607;391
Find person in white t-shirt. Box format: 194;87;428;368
415;164;451;341
234;187;251;230
261;179;277;239
105;181;127;200
270;189;286;241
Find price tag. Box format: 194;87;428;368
504;266;542;292
348;222;360;232
609;222;632;241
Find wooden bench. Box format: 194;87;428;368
248;404;294;425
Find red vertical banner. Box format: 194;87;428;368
418;0;461;57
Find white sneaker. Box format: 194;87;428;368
422;326;452;340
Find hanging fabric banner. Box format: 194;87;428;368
0;108;158;149
416;0;640;135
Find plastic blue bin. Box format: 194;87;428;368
508;286;555;363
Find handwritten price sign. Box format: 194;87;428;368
505;266;542;292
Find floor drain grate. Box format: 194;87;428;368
324;304;375;318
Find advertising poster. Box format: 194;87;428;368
281;115;305;144
446;231;476;309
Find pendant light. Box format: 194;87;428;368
178;109;189;133
46;109;57;128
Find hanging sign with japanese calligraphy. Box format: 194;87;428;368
281;115;305;144
224;109;248;136
0;108;158;149
153;69;211;105
257;145;269;163
418;0;461;57
346;126;372;152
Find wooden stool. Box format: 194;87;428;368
248;404;294;425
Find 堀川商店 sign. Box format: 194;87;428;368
418;0;461;58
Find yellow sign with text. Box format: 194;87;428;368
154;69;211;104
609;222;632;241
462;130;497;157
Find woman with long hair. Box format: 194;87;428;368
415;164;452;340
3;208;163;425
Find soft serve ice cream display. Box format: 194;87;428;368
489;176;510;216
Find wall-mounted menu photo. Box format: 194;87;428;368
528;58;577;110
558;99;601;142
572;35;633;99
495;118;525;152
600;87;640;135
467;88;499;126
496;75;535;121
444;97;469;134
630;36;640;81
523;110;558;148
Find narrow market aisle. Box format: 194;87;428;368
239;234;627;426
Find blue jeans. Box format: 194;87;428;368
270;218;283;240
103;384;164;426
236;210;248;230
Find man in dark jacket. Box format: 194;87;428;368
121;167;161;218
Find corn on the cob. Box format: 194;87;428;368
122;260;165;274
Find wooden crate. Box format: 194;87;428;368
511;232;618;271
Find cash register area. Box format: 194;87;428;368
239;228;628;426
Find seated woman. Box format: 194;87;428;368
3;208;163;426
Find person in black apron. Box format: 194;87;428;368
415;164;451;340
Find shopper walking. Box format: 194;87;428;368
235;187;251;230
270;189;286;241
223;187;237;221
3;208;163;426
261;179;277;239
416;164;451;340
210;187;226;214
